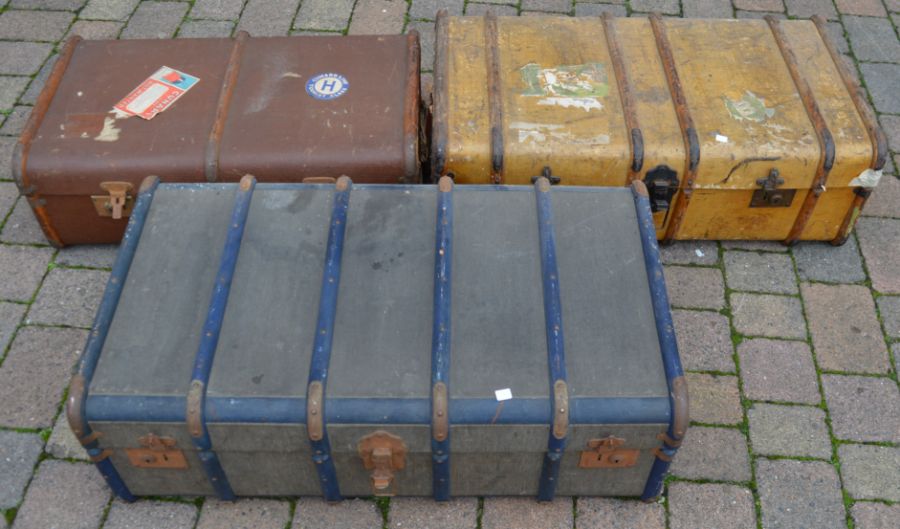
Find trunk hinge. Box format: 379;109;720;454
92;181;135;219
358;431;407;496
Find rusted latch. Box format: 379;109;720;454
531;166;561;185
125;434;188;469
92;182;135;219
643;165;679;212
750;169;796;208
358;431;407;496
578;436;640;469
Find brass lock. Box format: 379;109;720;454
358;431;407;496
91;181;135;219
125;434;188;469
579;436;639;469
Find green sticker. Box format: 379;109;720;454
724;91;775;123
519;63;609;98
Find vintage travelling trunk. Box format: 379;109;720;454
67;174;687;501
14;32;420;246
432;13;887;244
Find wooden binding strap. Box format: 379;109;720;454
649;14;699;244
810;16;887;246
602;13;644;182
484;11;504;184
402;31;422;183
431;9;450;180
765;16;835;246
205;31;250;183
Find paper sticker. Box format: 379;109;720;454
724;90;775;123
715;134;729;143
495;388;513;402
849;168;883;188
114;66;199;120
306;73;349;100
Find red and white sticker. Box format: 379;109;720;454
114;66;200;120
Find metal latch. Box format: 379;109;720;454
358;431;407;496
531;166;561;185
92;182;135;219
125;434;188;469
578;436;640;469
750;169;796;208
643;165;679;212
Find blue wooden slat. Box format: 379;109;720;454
68;176;160;502
307;177;352;502
632;183;687;501
187;175;256;501
534;178;568;502
431;178;453;501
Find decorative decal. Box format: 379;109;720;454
724;91;775;123
114;66;200;120
306;73;349;100
520;63;608;112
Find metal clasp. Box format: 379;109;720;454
358;431;407;496
91;181;134;219
578;436;640;469
531;166;561;185
750;169;796;208
643;165;679;212
125;434;188;469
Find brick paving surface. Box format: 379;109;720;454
0;1;898;529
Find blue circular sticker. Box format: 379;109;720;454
306;73;349;100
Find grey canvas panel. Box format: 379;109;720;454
91;187;234;396
328;187;436;399
208;188;333;398
207;423;309;453
218;452;321;496
552;189;668;398
329;425;432;497
450;188;548;399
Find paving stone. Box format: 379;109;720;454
67;20;124;40
822;374;900;443
237;0;300;36
0;10;74;42
0;326;86;428
348;0;407;35
0;77;29;112
389;498;477;529
292;498;382;529
574;2;628;16
881;116;900;158
408;21;434;72
178;20;234;38
878;295;900;338
737;338;820;404
13;460;110;529
834;0;886;17
668;482;756;529
784;0;837;19
0;138;14;181
659;241;718;266
857;218;900;294
756;458;845;529
9;0;86;9
55;245;117;269
864;175;900;218
629;0;679;13
682;0;734;18
481;498;572;529
0;105;29;136
27;268;107;328
672;309;734;372
46;412;88;461
724;251;796;294
820;21;849;55
191;0;245;21
721;240;788;252
793;238;866;284
198;499;290;529
521;0;572;13
671;426;751;482
735;9;786;18
18;53;55;106
685;373;743;425
733;0;784;12
465;3;518;16
293;0;353;31
577;498;664;529
409;0;463;19
730;293;807;339
0;42;52;76
851;502;900;529
894;343;900;381
861;63;900;115
843;16;900;64
1;200;46;245
80;0;140;21
0;245;52;301
664;266;724;309
0;431;42;509
0;183;17;217
105;500;198;529
802;283;889;373
0;301;25;351
121;1;189;39
838;444;900;502
748;403;831;459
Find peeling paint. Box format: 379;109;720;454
724;91;775;123
536;97;603;112
95;116;121;142
281;72;302;79
849;168;882;187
